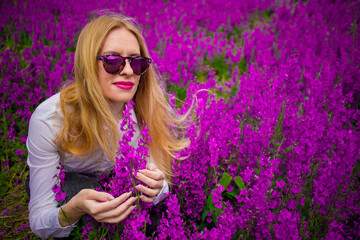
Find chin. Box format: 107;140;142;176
109;95;135;105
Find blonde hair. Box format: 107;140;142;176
56;13;188;183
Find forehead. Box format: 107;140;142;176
101;28;140;55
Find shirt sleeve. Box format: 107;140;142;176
27;109;74;239
153;180;169;205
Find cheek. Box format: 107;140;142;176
97;61;104;75
134;77;141;90
135;77;141;86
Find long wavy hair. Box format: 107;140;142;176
56;13;188;183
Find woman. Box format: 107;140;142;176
27;13;187;239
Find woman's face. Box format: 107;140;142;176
97;27;141;115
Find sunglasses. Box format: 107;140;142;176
97;54;152;76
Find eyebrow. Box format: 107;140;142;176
102;51;140;57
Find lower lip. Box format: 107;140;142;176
114;83;134;90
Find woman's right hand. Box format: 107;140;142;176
58;189;137;226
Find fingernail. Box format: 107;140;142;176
127;191;132;196
106;195;114;201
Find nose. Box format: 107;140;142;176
120;59;134;76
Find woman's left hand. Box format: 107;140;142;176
134;163;165;203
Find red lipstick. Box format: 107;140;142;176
113;81;134;90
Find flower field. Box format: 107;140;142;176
1;0;360;239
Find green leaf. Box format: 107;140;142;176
219;172;232;191
225;188;240;199
212;207;223;224
234;176;246;190
175;87;187;102
207;193;215;213
201;172;233;226
202;193;218;225
201;207;209;223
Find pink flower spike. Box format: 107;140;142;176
55;192;66;202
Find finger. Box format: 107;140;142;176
147;163;156;171
100;204;137;224
100;191;133;209
83;189;115;202
86;191;132;216
139;194;155;203
138;169;165;181
135;184;160;197
134;172;163;189
95;196;137;222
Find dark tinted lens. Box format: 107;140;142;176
131;58;150;75
104;56;125;74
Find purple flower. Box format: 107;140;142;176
52;163;67;202
212;185;224;209
2;0;360;238
14;149;24;156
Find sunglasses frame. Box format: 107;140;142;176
97;54;152;76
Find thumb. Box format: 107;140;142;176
147;163;156;171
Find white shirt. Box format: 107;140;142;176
27;93;169;239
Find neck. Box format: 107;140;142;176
109;101;125;120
